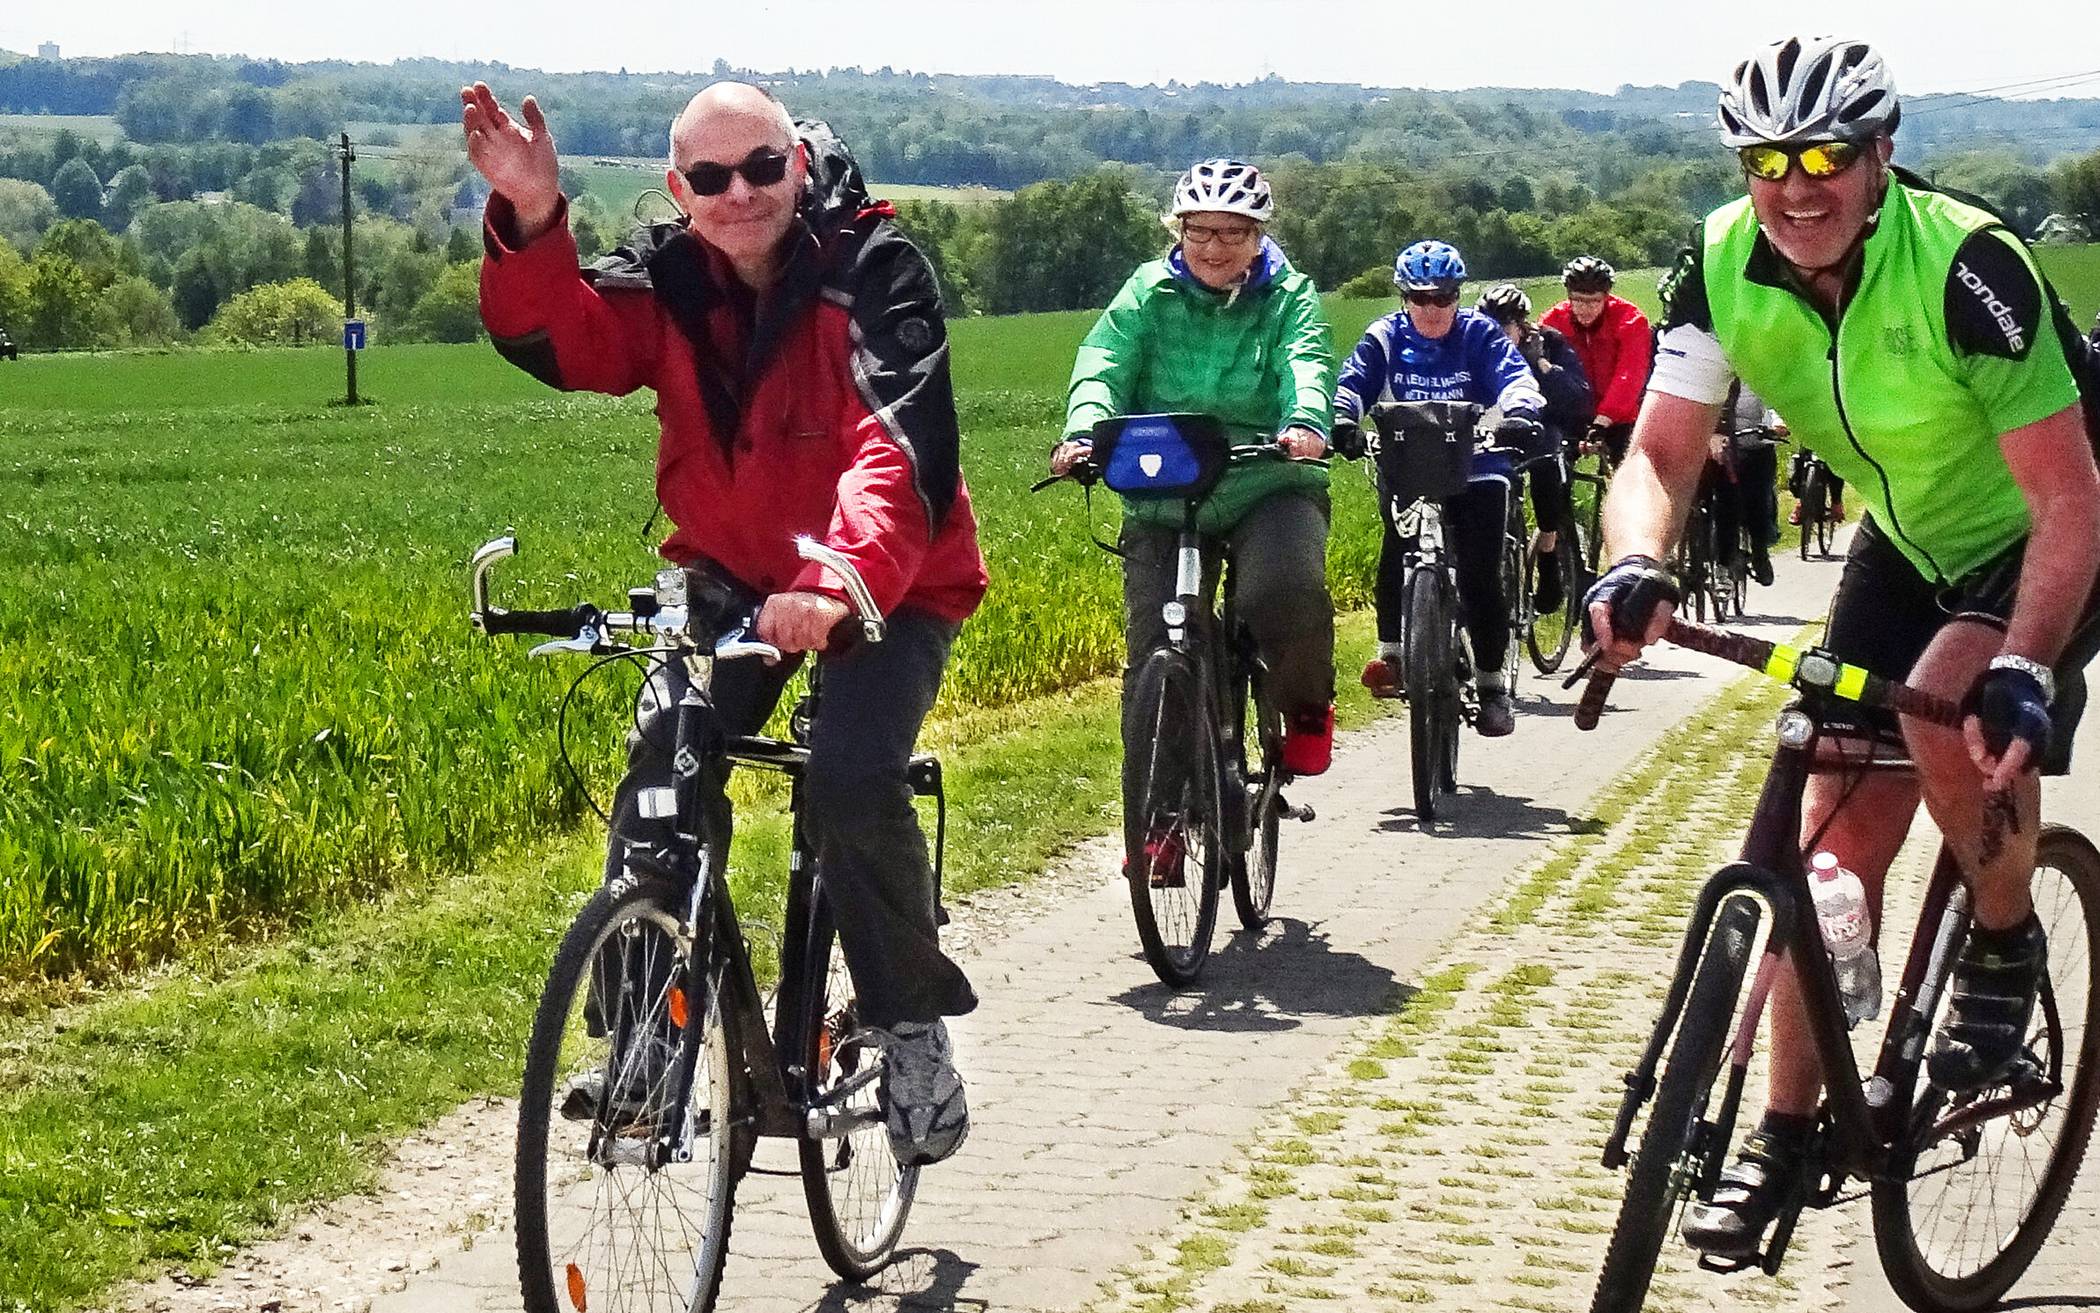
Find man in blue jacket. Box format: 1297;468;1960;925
1335;241;1546;736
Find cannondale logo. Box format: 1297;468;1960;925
1955;261;2026;352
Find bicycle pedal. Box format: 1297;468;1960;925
1694;1252;1759;1276
1280;798;1315;823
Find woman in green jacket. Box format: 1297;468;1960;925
1050;158;1338;803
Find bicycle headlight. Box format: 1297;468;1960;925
1162;600;1187;627
1776;708;1816;748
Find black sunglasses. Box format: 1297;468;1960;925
680;145;792;197
1405;289;1459;307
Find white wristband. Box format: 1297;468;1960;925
1988;654;2056;706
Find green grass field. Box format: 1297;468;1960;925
0;113;123;144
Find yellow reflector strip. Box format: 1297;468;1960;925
1835;665;1869;701
1764;644;1800;684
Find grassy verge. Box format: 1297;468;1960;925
0;612;1387;1311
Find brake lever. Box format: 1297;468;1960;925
529;624;606;659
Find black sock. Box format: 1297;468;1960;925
1968;911;2043;952
1756;1111;1815;1146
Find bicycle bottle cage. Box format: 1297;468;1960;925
1369;399;1480;507
1088;413;1232;501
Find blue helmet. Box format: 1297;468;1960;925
1393;240;1466;293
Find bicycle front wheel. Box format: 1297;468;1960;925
1125;647;1223;985
1526;519;1580;675
1402;566;1449;822
1591;895;1762;1313
796;891;919;1280
1872;825;2100;1312
1230;664;1281;931
517;877;739;1313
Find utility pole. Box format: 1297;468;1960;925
338;132;360;405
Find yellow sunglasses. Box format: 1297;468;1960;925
1738;140;1863;181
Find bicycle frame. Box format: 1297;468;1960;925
1604;697;2064;1211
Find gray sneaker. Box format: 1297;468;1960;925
879;1019;970;1166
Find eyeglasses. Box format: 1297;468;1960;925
679;145;792;197
1404;289;1459;308
1738;140;1863;182
1180;221;1259;248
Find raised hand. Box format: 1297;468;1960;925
460;82;561;241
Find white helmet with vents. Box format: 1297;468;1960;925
1718;36;1900;147
1170;159;1274;223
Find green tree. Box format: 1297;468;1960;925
444;225;477;264
102;165;158;232
51;158;104;222
975;170;1161;314
203;277;345;347
170;248;230;330
34;219;128;291
409;261;483;343
25;252;102;348
100;275;183;346
0;237;30;332
2052;148;2100;228
0;179;59;254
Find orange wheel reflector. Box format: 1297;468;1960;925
816;1027;834;1073
565;1263;588;1312
668;987;689;1030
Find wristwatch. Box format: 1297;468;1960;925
1988;654;2056;705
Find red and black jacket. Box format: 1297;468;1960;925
479;122;987;624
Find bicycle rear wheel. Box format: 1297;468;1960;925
517;876;739;1313
797;890;919;1280
1526;518;1580;674
1591;895;1762;1313
1872;826;2100;1312
1799;476;1826;560
1125;647;1223;985
1402;566;1449;822
1230;663;1281;931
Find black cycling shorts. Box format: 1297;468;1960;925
1824;516;2100;773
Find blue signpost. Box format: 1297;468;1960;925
344;319;366;351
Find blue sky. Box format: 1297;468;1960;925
6;0;2099;98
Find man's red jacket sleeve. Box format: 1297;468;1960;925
478;194;662;397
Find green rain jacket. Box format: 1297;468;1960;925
1063;238;1336;534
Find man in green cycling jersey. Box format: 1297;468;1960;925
1584;35;2100;1261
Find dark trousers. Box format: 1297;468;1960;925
1375;476;1511;673
603;608;976;1029
1708;444;1779;560
1119;491;1335;805
1528;448;1571;533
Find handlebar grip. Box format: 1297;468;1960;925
1574;666;1617;731
477;605;596;638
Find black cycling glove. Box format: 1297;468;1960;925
1963;666;2052;762
1581;555;1681;647
1330;419;1365;461
1493;415;1545;454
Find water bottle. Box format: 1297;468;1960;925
1809;851;1882;1027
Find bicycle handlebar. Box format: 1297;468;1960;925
468;534;886;660
1573;617;1962;733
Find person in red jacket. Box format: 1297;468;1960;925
463;80;983;1167
1541;255;1652;467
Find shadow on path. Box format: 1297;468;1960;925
1107;916;1403;1033
803;1247;985;1312
1380;786;1603;840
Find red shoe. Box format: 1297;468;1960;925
1830;495;1846;521
1281;704;1334;777
1787;503;1803;526
1360;658;1403;699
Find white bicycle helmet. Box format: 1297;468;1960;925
1718;36;1900;147
1170;159;1274;223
